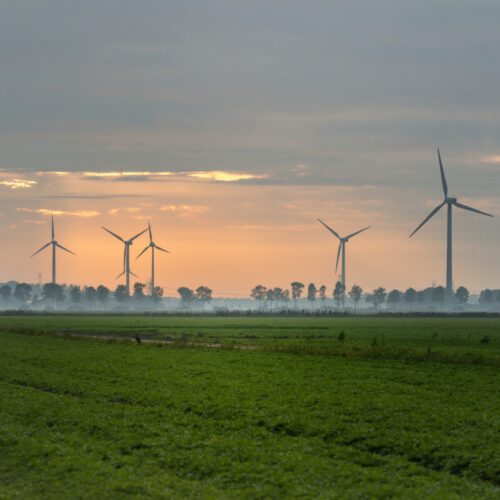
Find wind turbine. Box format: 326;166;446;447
317;219;370;304
102;225;148;295
136;221;170;296
31;215;75;284
410;149;493;308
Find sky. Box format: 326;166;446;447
1;1;499;297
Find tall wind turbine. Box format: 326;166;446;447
410;149;493;307
317;219;370;303
31;215;75;284
136;222;170;296
102;225;148;295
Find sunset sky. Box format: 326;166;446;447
1;1;499;297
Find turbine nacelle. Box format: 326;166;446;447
446;197;457;204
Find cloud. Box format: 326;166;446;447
186;171;268;182
481;156;500;164
0;179;37;189
47;170;270;183
160;204;210;215
17;208;100;217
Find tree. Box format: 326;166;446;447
70;286;81;306
387;289;402;310
307;283;317;305
133;282;146;303
153;286;164;302
43;283;65;306
14;283;31;306
0;285;11;304
85;286;97;308
195;286;212;310
479;289;494;309
177;287;195;307
404;288;417;310
96;285;110;308
455;286;469;305
277;288;290;307
250;285;267;308
318;285;327;308
290;282;305;308
367;287;386;309
348;284;363;311
265;288;276;309
431;286;445;308
114;285;128;303
333;281;345;308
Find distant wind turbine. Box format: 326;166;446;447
317;219;370;303
102;225;148;295
31;215;75;284
410;149;493;308
136;221;170;296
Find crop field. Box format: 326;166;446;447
1;316;499;498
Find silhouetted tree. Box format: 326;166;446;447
14;283;31;306
250;285;267;308
431;286;445;307
479;289;494;309
404;287;417;310
333;281;345;308
417;290;426;308
277;288;290;307
291;282;305;308
318;285;327;308
455;286;469;305
387;289;402;309
196;286;212;310
265;288;276;309
177;287;195;307
43;283;65;307
133;282;146;304
97;285;110;308
0;285;11;304
114;285;128;303
307;283;317;305
367;287;386;309
348;284;363;311
70;286;81;306
153;286;164;302
85;286;97;308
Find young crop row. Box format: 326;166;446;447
0;331;498;498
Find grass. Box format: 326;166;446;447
0;316;499;498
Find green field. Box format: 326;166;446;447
1;316;499;498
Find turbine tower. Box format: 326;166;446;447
410;149;493;308
102;225;148;296
31;215;75;284
136;222;170;296
317;219;370;303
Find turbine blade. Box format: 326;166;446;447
317;218;341;239
409;202;445;237
55;242;76;255
129;227;148;242
102;226;124;242
136;245;150;259
115;271;125;280
345;226;370;240
454;201;493;218
129;270;138;278
335;242;342;273
51;215;54;240
31;241;52;257
437;148;448;198
155;244;170;253
148;221;152;243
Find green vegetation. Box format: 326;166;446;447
0;316;499;498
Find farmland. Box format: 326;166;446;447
0;316;499;498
